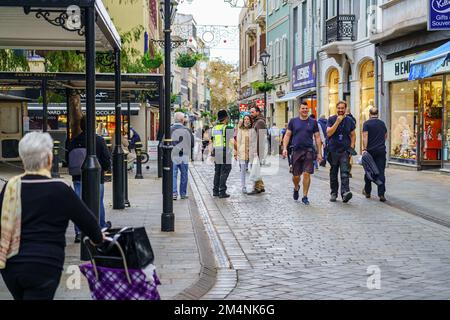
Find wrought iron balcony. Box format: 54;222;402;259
324;14;356;45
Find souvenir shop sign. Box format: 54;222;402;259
292;60;316;91
384;52;450;82
428;0;450;30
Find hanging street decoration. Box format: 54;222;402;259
171;24;239;48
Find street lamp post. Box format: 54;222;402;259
161;0;177;232
260;50;270;120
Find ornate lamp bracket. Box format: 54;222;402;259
23;6;85;37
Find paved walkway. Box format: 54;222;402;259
190;157;450;300
0;163;202;300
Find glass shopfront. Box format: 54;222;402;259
328;68;339;117
389;77;447;168
359;60;375;152
390;81;419;164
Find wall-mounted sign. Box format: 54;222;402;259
384;52;450;81
428;0;450;30
292;60;317;91
256;99;265;109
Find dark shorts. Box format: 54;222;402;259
292;149;315;176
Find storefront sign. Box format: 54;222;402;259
256;99;265;109
428;0;450;30
384;53;450;81
292;60;316;91
239;104;247;112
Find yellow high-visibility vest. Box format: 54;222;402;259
212;124;227;148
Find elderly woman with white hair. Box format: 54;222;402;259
0;132;103;300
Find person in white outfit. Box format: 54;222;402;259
234;115;253;194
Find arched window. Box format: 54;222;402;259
328;68;339;116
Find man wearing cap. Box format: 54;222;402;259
211;110;235;198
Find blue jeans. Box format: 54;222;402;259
74;181;106;235
173;162;189;197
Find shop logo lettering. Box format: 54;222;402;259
296;66;310;81
432;0;450;13
395;60;412;76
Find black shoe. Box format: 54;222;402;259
342;192;353;203
219;193;230;199
362;189;371;199
260;188;265;193
301;196;310;205
379;195;387;202
330;194;337;202
213;191;219;197
74;234;81;244
293;188;299;201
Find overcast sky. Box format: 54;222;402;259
177;0;241;65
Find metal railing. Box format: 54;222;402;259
324;14;356;45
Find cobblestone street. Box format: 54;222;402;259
191;158;450;300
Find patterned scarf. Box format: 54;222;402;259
0;169;52;269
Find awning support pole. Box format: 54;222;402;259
112;47;125;210
81;5;101;261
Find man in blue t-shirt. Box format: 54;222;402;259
327;101;356;203
282;101;323;205
362;106;388;202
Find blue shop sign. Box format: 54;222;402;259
428;0;450;30
292;60;316;91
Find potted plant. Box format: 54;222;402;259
252;81;276;93
142;51;163;69
176;52;203;68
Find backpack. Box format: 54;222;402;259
68;147;86;176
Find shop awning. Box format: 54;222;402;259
409;41;450;80
275;88;315;103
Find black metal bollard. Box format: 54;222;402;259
124;157;130;207
135;142;144;179
51;140;60;178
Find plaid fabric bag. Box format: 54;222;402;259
79;263;161;300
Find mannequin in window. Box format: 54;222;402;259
392;116;412;156
361;99;374;123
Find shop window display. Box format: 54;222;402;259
421;78;443;161
445;77;450;165
359;60;375;152
390;81;419;163
328;68;339;116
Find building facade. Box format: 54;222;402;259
266;0;291;128
371;0;450;172
238;0;267;113
317;0;382;153
172;13;211;115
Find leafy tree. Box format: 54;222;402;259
205;59;239;114
0;50;29;71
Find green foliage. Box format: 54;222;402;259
44;51;85;72
170;93;179;104
252;81;275;93
227;104;240;120
0;50;30;72
176;52;204;68
174;107;188;114
201;111;211;119
142;51;163;70
37;92;65;103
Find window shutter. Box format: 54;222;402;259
282;36;288;75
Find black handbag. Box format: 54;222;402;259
87;227;155;270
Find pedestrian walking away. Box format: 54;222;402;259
0;132;104;300
68;115;111;243
171;112;194;201
326;101;356;203
211;110;235;198
362;106;388;202
247;106;267;195
235;114;253;194
283;101;323;205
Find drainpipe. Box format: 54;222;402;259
374;44;379;110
